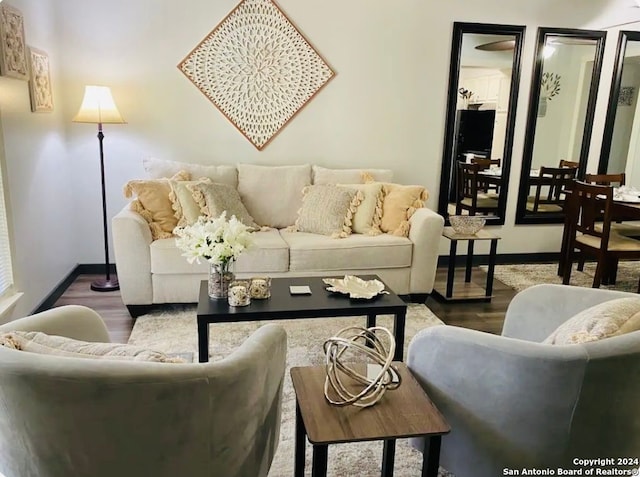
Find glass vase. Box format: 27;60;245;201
208;261;235;299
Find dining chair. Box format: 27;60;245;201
559;159;580;169
526;166;578;213
471;158;502;193
562;180;640;290
584;172;626;187
455;161;500;216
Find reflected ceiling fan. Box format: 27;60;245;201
476;37;596;52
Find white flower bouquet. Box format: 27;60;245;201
173;212;254;266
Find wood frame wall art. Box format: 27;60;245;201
178;0;335;150
28;47;53;112
0;4;28;80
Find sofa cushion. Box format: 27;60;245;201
338;183;384;235
378;183;428;237
170;177;212;227
123;171;190;239
294;185;360;238
188;182;258;229
312;165;393;184
0;331;185;362
151;229;289;274
281;230;412;271
544;297;640;345
237;164;311;228
143;157;238;187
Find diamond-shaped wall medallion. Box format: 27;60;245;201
178;0;335;150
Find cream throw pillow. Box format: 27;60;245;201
0;331;185;363
143;157;238;186
293;184;362;238
312;166;393;184
544;297;640;345
170;178;212;227
338;183;383;235
374;183;428;237
237;164;311;228
188;182;259;229
124;171;190;240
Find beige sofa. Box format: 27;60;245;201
113;160;444;316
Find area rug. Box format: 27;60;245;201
128;304;453;477
485;261;639;293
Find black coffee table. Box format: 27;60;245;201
196;275;408;363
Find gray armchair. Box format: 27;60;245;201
0;305;287;477
408;284;640;476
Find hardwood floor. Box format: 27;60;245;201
52;269;517;343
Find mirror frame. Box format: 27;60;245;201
515;27;607;224
437;22;526;226
598;30;640;174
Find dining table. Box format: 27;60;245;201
557;188;640;277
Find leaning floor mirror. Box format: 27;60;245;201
437;22;525;226
515;27;607;224
598;31;640;185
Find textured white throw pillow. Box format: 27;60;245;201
143;157;238;187
337;183;384;235
237;164;311;228
0;331;185;362
544;297;640;345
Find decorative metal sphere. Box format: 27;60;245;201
323;326;401;408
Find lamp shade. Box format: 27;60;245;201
72;85;126;124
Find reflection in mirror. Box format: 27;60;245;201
516;28;606;224
599;31;640;188
437;22;525;226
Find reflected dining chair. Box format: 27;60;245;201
455;161;500;216
585;172;640;240
559;159;580;169
526;166;578;213
562;180;640;290
471;158;502;193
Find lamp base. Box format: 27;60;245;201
91;277;120;292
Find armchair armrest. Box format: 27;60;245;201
407;325;588;472
502;284;637;342
408;208;444;294
112;204;154;305
0;305;110;342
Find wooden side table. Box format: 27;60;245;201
433;227;501;302
291;363;450;477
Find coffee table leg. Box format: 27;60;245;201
312;444;328;477
393;310;406;361
295;403;305;477
381;439;396;477
197;319;209;363
421;436;442;477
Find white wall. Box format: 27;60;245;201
1;0;639;314
0;0;76;319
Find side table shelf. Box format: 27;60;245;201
433;227;501;302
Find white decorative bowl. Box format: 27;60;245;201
323;275;390;299
449;215;486;235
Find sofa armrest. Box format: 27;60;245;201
408;208;444;294
0;305;110;342
407;325;588;472
502;284;638;342
112;204;154;305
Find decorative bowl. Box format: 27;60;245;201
323;275;390;299
449;215;486;235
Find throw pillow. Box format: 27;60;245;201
374;183;428;237
293;184;361;238
124;171;191;240
188;182;259;229
312;165;394;185
143;157;238;187
237;164;312;228
543;297;640;345
0;331;185;363
169;177;212;227
337;183;384;235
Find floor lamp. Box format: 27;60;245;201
73;85;126;292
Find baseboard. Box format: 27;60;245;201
438;252;561;267
32;264;117;314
